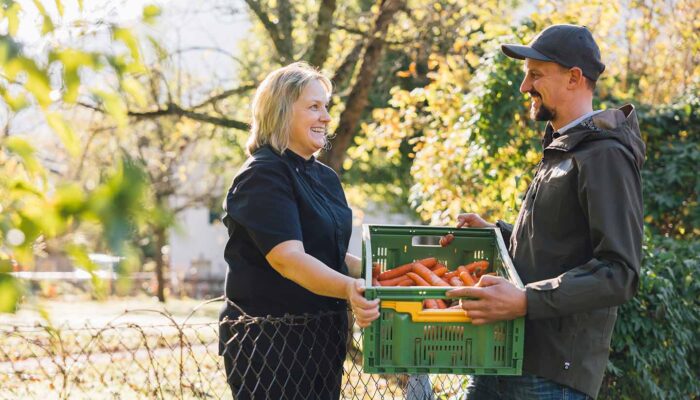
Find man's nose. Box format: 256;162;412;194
519;77;530;94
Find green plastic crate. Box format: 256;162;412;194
361;224;524;375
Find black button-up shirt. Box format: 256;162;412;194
220;145;352;317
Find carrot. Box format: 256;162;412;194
432;266;448;277
443;269;461;280
378;276;412;286
459;271;477;286
439;233;454;247
378;263;414;281
406;272;431;286
423;299;439;309
435;299;448;309
417;257;438;269
413;264;451;287
397;279;413;286
372;263;381;278
465;260;489;275
449;276;463;286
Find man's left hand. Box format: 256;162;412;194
446;275;527;325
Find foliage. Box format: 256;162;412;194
602;234;700;399
0;0;163;311
635;91;699;238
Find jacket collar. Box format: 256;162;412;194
284;148;316;170
542;104;637;153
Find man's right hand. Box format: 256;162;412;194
456;213;495;228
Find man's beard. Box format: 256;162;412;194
529;90;555;121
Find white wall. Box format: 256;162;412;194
168;207;228;277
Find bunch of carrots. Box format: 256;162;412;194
371;257;491;309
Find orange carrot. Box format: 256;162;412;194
417;257;438;269
432;266;448;277
378;276;412;286
465;260;489;275
459;271;477;286
397;279;413;286
413;264;451;287
378;263;414;281
439;233;455;247
372;263;381;278
435;299;448;309
406;272;431;286
423;299;439;309
449;276;463;286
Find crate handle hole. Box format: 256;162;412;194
411;235;444;247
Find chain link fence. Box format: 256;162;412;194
0;298;470;399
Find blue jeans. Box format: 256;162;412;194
466;375;592;400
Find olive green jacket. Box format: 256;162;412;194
498;104;645;398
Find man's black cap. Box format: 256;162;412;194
502;24;606;82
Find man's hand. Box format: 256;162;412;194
457;213;495;228
446;275;527;325
346;278;380;328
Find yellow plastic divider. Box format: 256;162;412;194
382;300;471;323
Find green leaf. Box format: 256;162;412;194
46;112;80;157
0;273;21;313
121;77;147;107
112;27;140;63
93;90;128;128
54;183;87;216
5;136;44;175
5;57;52;107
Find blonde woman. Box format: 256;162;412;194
218;62;379;399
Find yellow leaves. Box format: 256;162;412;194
3;2;22;36
93;90;128;129
120;77;148;108
4;57;52;108
142;4;162;25
5;137;45;177
46;112;80;157
112;28;141;64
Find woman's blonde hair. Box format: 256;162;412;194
247;62;332;155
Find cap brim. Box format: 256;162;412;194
501;44;553;62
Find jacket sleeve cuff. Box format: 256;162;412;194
525;278;561;320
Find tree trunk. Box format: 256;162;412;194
154;226;168;302
307;0;337;68
319;0;404;173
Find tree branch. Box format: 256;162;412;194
79;102;250;131
190;84;256;109
244;0;292;63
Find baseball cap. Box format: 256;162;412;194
501;24;606;81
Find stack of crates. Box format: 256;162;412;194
361;225;524;375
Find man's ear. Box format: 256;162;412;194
568;67;584;89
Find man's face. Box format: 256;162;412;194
519;58;570;122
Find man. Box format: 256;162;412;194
446;24;645;399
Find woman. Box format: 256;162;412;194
219;62;380;399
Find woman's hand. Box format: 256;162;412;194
345;278;380;328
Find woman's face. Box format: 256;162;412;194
288;79;331;159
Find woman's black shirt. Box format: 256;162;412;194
220;145;352;318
